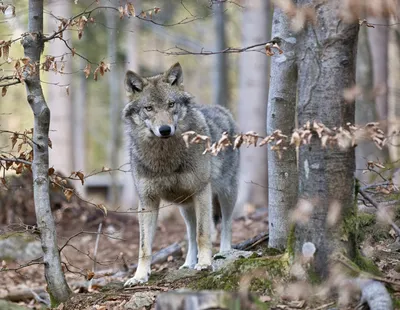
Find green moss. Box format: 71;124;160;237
190;255;289;293
392;296;400;309
286;224;296;261
148;271;166;283
353;251;382;276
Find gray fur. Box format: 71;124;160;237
356;279;393;310
122;63;239;286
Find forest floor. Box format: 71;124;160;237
0;178;400;309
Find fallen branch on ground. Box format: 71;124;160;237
233;232;269;251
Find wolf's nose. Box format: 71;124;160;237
159;125;172;136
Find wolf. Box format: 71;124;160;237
122;63;239;286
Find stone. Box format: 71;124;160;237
212;249;253;271
124;291;158;310
0;233;42;262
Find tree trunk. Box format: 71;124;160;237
22;0;71;304
234;0;269;217
121;0;140;212
72;57;87;197
267;8;298;249
388;22;400;162
213;1;228;107
367;17;389;122
355;26;381;182
106;6;120;208
296;0;358;276
47;0;73;176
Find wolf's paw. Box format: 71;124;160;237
124;276;148;287
194;263;212;271
179;263;196;270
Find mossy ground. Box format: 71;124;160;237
189;254;289;293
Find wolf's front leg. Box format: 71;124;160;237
179;204;197;269
124;199;159;287
194;183;213;270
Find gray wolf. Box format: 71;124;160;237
122;63;239;286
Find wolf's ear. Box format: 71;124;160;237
125;70;145;94
164;62;183;86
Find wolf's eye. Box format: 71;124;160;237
168;101;175;108
144;106;153;112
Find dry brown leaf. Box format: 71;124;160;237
83;63;91;79
75;171;85;185
127;2;135;16
64;189;74;202
86;270;95;281
97;204;108;216
1;86;7;97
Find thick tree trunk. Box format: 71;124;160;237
355;26;380;182
296;0;358;276
47;0;73;176
267;8;298;249
22;0;71;304
234;0;269;217
213;2;228;107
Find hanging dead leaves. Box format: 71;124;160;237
265;39;284;57
182;120;391;159
0;129;34;179
0;40;11;60
93;61;111;81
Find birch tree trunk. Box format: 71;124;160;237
267;8;298;249
296;0;358;276
213;1;228;107
22;0;71;304
234;0;269;217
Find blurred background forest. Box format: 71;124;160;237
1;0;400;217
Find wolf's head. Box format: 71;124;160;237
122;62;193;139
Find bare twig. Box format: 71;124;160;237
88;222;103;290
358;188;400;238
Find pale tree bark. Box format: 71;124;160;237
72;57;87;197
106;7;120;208
234;0;269;217
267;8;298;249
121;0;140;212
47;0;73;176
388;22;400;162
213;1;228;107
355;26;379;181
367;18;389;122
296;0;358;276
22;0;71;304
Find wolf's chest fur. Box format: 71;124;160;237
131;135;211;202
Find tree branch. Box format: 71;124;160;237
358;188;400;238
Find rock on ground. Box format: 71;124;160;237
124;291;158;310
